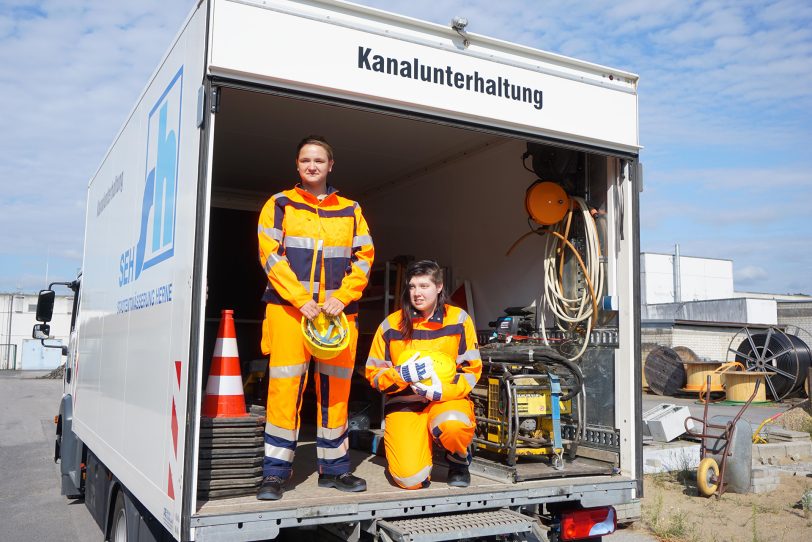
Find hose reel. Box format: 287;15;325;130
727;326;811;401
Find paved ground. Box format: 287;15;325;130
642;390;791;428
0;371;100;541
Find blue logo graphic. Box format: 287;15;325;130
120;67;183;287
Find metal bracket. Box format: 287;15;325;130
210;86;220;114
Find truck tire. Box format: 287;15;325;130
111;491;128;542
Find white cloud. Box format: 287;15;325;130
1;0;810;297
735;265;770;284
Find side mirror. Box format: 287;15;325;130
33;323;51;339
36;290;56;322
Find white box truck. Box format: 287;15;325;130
35;1;643;540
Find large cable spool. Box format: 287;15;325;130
644;346;687;396
728;327;811;401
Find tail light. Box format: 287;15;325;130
559;506;616;540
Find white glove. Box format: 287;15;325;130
397;352;434;383
411;372;443;402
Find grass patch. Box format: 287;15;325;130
642;491;699;541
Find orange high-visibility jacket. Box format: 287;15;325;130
366;304;482;402
258;185;374;315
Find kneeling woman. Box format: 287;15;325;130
366;260;482;489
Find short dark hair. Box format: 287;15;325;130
296;134;334;161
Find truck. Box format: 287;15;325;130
35;1;643;540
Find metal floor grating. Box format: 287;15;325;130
377;508;535;542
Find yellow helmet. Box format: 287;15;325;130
301;311;351;360
396;349;457;385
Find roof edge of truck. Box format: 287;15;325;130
321;0;639;82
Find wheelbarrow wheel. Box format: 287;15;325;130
697;457;719;497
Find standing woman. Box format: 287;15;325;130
257;135;374;500
366;260;481;489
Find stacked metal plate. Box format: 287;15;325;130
197;414;265;499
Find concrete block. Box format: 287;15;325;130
750;467;772;479
643;404;694;442
752;442;812;465
750;481;779;494
642;442;700;474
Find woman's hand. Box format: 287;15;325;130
321;296;346;317
299;300;321;320
411;372;443;402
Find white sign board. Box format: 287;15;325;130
210;0;639;151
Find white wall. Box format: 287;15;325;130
0;293;73;370
641;324;744;364
362;139;550;328
641;253;733;304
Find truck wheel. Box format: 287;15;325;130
696;457;719;497
111;491;128;542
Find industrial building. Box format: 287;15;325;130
0;292;73;370
641;249;812;367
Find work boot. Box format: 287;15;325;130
257;475;285;500
447;464;470;487
318;471;367;492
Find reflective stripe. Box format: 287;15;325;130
457;310;469;324
265;423;298;442
284;236;316;249
323;246;351;259
264;443;295;463
463;373;478;388
324;289;338;299
456;349;480;364
353;259;371;275
259;226;284;242
268;363;309;378
317;424;348;440
352;235;372;248
366;357;392;369
213;337;239;358
317;437;349;460
380;319;392;333
430;410;473;431
302;280;320;293
263;252;288;273
393;465;432;488
372;373;382;388
446;452;470;465
204;375;244;395
316;362;352;380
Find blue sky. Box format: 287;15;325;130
1;0;810;294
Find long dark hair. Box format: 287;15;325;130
399;260;448;341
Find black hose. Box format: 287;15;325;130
532;349;583;402
735;332;811;399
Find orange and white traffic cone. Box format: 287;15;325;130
202;309;247;418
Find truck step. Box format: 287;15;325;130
377;509;535;542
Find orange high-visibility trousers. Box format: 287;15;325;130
262;303;358;479
383;398;475;489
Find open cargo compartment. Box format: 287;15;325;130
193;85;636;528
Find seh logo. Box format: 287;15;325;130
120;67;183;287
